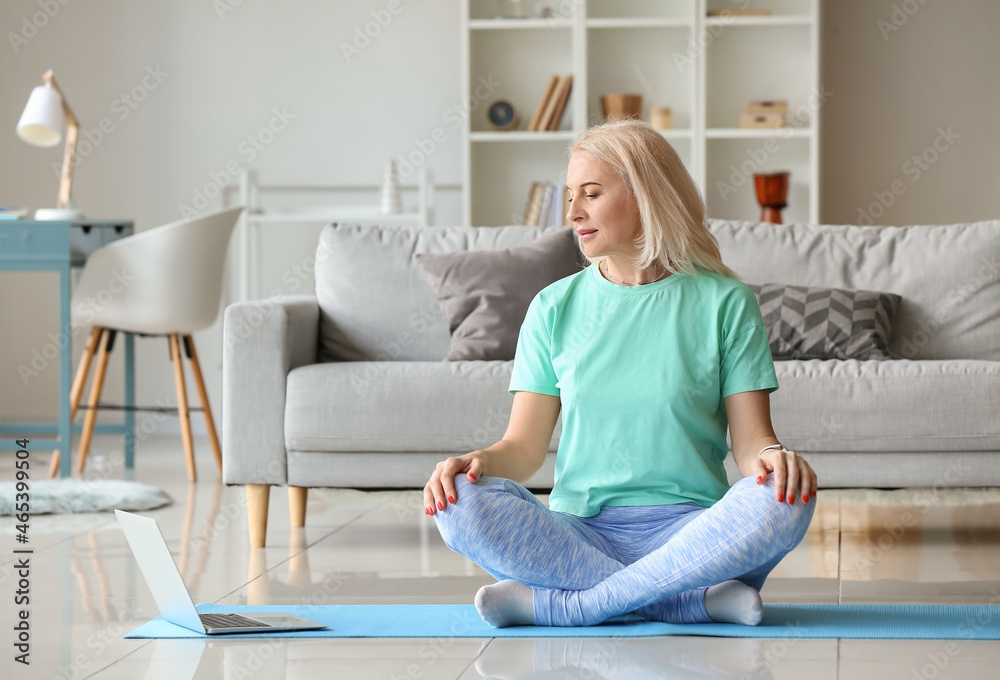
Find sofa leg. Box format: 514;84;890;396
246;484;270;548
289;486;307;528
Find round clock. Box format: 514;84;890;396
487;99;520;131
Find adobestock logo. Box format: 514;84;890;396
855;125;959;225
396;75;500;179
50;66;169;177
877;0;933;41
340;0;416;63
7;0;71;54
178;107;295;218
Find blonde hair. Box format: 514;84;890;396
570;118;739;279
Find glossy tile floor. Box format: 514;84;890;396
3;435;1000;679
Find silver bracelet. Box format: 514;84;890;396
757;443;786;459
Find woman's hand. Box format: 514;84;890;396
753;448;817;505
423;451;488;516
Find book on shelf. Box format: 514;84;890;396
547;183;565;226
545;75;573;131
536;183;555;226
0;206;29;219
522;182;544;225
561;184;571;226
707;9;772;16
527;75;560;132
538;75;572;132
521;182;571;227
528;74;572;132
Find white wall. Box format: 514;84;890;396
0;0;464;443
821;0;1000;225
2;1;998;449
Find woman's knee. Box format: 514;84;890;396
733;473;816;546
432;475;507;551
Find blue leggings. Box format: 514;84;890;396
434;472;815;626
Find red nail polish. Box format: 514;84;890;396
469;474;478;482
777;494;784;503
448;496;455;504
425;508;430;515
803;495;809;503
437;501;444;511
789;496;795;505
756;476;763;483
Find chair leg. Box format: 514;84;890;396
246;484;271;548
183;335;222;473
77;328;115;475
289;486;308;528
50;326;103;478
169;334;197;483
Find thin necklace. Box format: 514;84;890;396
602;259;668;286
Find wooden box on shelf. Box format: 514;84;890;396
740;99;787;128
745;99;788;115
739;112;785;129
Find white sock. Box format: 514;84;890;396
703;580;763;625
474;580;535;628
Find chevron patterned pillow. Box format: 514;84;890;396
746;283;903;360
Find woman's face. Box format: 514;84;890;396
566;150;642;261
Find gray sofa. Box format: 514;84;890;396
223;219;1000;546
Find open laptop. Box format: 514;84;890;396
116;509;326;634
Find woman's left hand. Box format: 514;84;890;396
753;448;817;505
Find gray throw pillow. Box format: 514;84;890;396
746;283;902;360
414;228;588;361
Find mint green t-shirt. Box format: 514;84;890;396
508;263;778;517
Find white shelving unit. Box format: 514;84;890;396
461;0;820;227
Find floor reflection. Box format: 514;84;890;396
138;636;781;680
474;638;777;680
247;527;315;605
180;480;223;595
139;640;205;680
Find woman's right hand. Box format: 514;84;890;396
423;451;487;516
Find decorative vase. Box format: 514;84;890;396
600;94;643;121
380;158;402;214
649;106;672;130
754;171;790;224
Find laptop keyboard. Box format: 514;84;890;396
199;613;268;629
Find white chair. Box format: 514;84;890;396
52;206;244;481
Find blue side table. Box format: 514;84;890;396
0;219;135;477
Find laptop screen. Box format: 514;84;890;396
115;510;206;634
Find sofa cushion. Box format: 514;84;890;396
314;224;573;362
284;360;561;453
708;220;1000;361
768;359;1000;453
414;228;588;361
747;283;901;360
284;359;998;456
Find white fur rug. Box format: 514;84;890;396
0;479;171;515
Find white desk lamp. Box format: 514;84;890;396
16;69;85;220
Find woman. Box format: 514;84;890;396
423;119;817;628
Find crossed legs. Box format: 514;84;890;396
434;473;815;627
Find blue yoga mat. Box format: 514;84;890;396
124;603;1000;639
